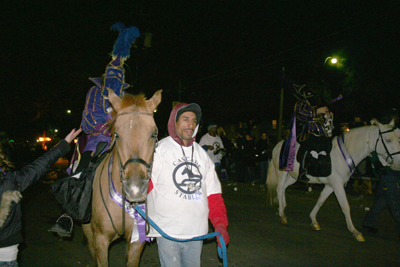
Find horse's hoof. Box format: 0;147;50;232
311;223;321;231
281;218;288;224
354;233;365;242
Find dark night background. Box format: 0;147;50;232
1;0;399;141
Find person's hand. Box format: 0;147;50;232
64;128;82;143
215;225;229;247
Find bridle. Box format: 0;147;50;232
114;111;157;179
99;110;158;237
375;128;400;164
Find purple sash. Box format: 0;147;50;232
108;154;150;244
337;134;355;175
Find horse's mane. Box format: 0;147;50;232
108;92;148;131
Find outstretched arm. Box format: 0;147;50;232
64;128;82;143
15;128;81;191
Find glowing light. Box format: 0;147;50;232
324;56;338;65
67;110;71;114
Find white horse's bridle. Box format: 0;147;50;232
375;128;400;164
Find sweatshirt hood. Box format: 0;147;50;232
168;103;201;147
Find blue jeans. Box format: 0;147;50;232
363;170;400;233
156;236;203;267
0;261;18;267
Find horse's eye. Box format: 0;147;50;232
386;139;392;143
151;131;158;139
115;133;120;139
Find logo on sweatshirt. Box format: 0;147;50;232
173;161;202;199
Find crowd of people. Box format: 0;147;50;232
196;120;276;188
2;22;400;267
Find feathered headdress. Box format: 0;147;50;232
110;22;140;60
101;22;140;103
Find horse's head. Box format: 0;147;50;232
372;118;400;171
108;88;162;203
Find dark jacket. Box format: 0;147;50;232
0;140;70;248
256;138;269;162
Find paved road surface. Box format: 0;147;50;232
18;178;400;266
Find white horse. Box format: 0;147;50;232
267;119;400;241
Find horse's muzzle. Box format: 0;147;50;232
122;178;149;203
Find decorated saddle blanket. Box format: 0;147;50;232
297;136;334;177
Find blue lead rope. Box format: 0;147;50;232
134;205;228;267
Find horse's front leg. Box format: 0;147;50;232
278;172;293;223
92;225;113;266
82;223;96;263
309;185;334;231
126;239;146;267
331;183;365;242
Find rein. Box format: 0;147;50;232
98;110;157;237
134;205;228;267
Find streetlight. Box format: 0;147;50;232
324;56;338;65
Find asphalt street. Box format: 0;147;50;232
18;177;400;266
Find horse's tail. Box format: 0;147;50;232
267;158;279;206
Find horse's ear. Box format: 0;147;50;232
147;89;162;113
108;88;123;112
390;119;396;127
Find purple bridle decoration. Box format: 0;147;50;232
337;134;356;175
108;154;150;244
286;116;297;171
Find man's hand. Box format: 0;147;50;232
215;225;229;247
64;128;82;143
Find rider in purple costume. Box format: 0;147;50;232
293;85;331;142
280;74;334;182
73;23;140;174
50;22;140;236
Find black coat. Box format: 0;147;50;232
0;140;70;248
256;139;269;162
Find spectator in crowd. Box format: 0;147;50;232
199;123;225;179
362;108;400;237
244;133;256;184
0;128;81;266
350;114;365;129
256;132;270;189
217;126;230;180
232;130;246;182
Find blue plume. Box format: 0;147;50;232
110;22;140;59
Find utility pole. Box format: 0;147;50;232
278;87;283;140
277;67;285;140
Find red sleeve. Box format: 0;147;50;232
148;179;154;193
208;193;228;228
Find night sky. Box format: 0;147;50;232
2;0;399;140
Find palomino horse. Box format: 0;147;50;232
82;89;162;266
267;119;400;241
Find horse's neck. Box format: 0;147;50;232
111;150;123;190
343;126;376;165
